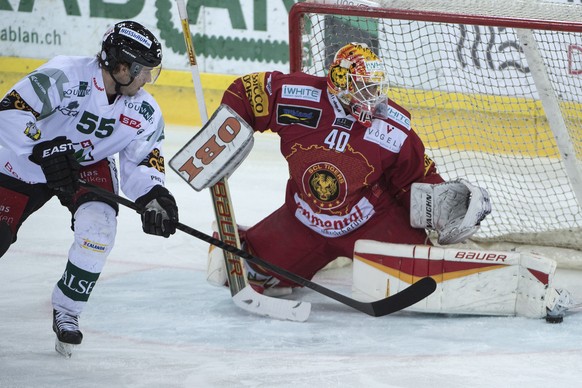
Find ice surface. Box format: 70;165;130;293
1;127;581;388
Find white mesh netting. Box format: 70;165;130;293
294;1;582;267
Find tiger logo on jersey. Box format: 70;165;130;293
303;162;347;210
311;171;338;202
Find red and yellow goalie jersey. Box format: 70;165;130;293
222;71;443;238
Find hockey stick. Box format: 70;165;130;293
172;0;310;321
80;181;437;317
175;0;246;294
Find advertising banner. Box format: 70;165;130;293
0;0;297;74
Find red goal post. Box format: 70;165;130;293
288;0;582;268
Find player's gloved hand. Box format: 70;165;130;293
135;185;179;238
30;136;80;195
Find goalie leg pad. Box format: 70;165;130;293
207;242;229;287
207;222;250;287
206;223;229;287
206;222;293;297
352;240;558;318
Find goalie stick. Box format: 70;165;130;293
79;182;437;317
171;0;310;321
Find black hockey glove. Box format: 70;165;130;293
135;185;179;238
30;136;80;195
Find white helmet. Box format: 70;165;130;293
327;42;389;127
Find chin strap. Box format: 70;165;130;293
109;70;135;94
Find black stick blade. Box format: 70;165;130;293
368;277;437;317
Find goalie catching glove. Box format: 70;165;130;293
410;179;491;245
136;185;179;238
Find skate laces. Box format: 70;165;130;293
54;310;80;332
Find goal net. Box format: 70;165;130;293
289;0;582;268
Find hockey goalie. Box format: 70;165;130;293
194;42;574;321
206;179;575;321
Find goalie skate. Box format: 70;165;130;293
52;309;83;358
207;223;293;297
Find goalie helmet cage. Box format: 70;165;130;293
289;0;582;268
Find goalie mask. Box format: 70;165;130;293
100;21;162;91
327;42;389;127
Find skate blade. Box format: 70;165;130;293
55;339;76;358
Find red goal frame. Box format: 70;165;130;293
288;2;582;73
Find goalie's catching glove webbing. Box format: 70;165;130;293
410;179;491;245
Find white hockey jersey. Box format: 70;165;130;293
0;55;166;200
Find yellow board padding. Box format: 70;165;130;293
389;87;582;158
0;56;237;127
145;68;237;126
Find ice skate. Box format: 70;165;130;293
246;263;293;297
207;226;292;297
52;309;83;358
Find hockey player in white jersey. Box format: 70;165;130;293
0;21;179;357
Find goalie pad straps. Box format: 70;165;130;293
410;179;491;245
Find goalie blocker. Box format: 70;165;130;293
352;240;574;320
169;104;255;191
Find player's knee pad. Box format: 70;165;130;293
70;201;117;266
